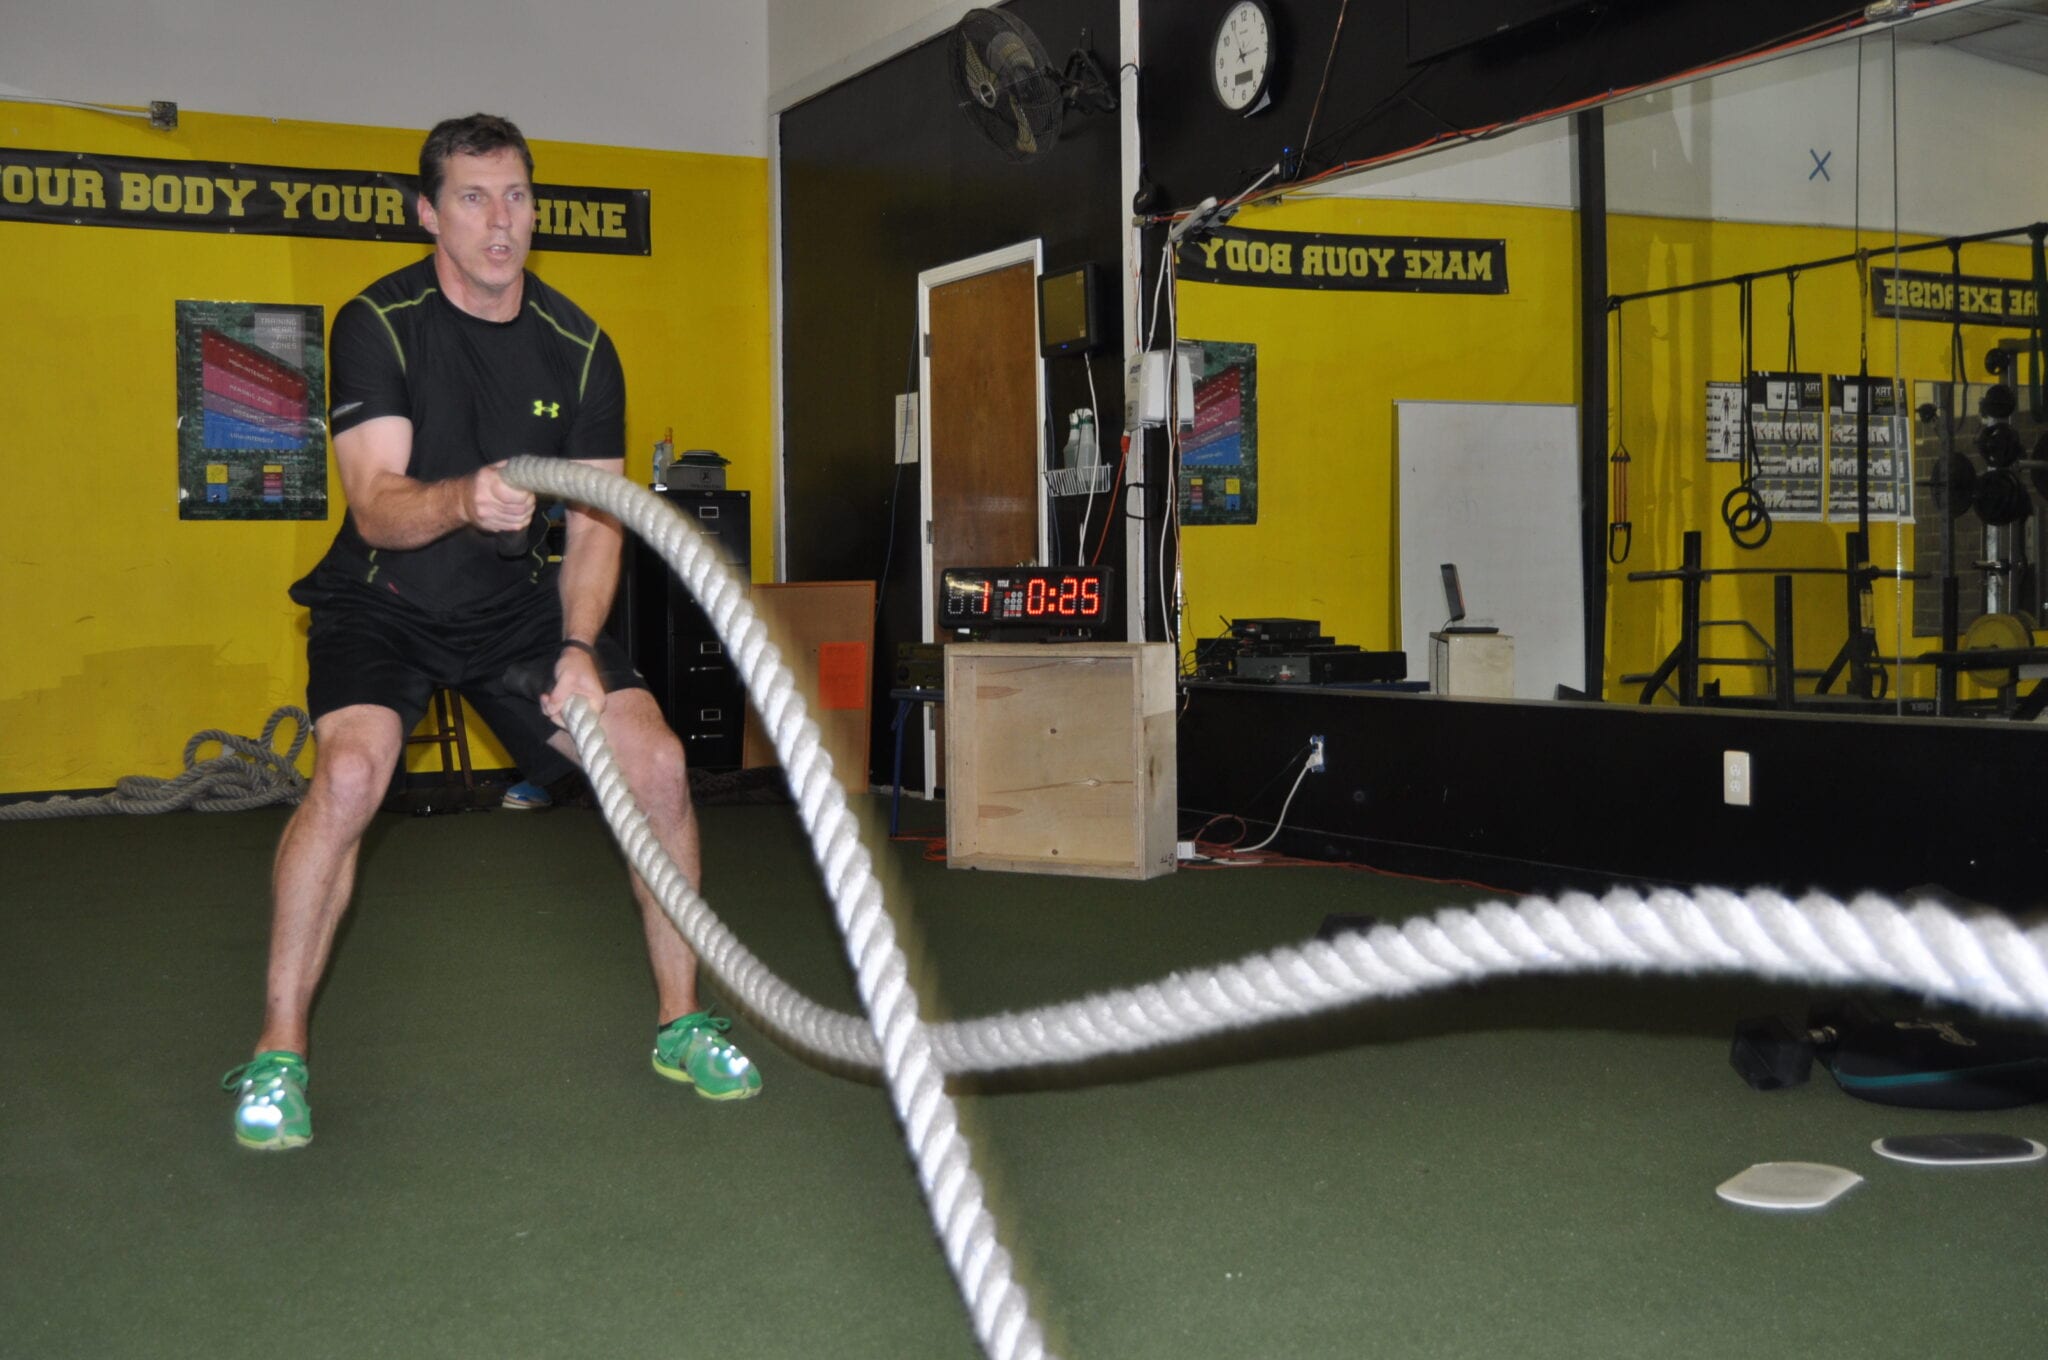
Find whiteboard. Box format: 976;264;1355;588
1396;401;1583;700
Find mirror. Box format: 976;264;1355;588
1600;0;2048;718
1170;1;2048;720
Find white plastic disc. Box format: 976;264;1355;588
1716;1161;1864;1210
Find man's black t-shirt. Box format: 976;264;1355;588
296;256;625;618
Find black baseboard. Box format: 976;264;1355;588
1178;682;2048;912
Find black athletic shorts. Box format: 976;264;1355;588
294;571;647;785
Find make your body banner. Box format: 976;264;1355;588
0;147;650;255
1174;226;1509;294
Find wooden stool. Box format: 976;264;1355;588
405;687;474;788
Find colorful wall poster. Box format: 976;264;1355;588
1178;339;1258;525
176;301;327;520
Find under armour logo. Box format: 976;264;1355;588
532;399;560;418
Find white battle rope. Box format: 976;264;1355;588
504;456;2048;1360
513;457;1052;1360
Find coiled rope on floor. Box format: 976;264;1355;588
0;706;309;821
504;456;2048;1360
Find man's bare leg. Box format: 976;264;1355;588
548;687;703;1022
544;686;756;1097
257;704;405;1056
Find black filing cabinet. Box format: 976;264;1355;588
609;487;750;771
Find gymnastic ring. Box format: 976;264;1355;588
1721;484;1774;550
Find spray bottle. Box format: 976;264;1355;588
653;426;675;487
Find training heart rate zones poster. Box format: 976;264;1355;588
175;301;328;520
1177;340;1259;526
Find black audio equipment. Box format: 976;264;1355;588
1228;617;1322;643
1235;649;1407;685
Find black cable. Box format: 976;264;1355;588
2031;226;2048;420
1608;301;1632;565
873;320;919;625
1297;66;1432;178
1785;268;1800;378
1297;0;1349;169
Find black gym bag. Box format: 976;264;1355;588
1731;996;2048;1110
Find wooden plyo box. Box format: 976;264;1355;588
944;643;1176;880
740;580;876;785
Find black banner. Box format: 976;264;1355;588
0;147;650;255
1872;268;2036;327
1174;227;1508;294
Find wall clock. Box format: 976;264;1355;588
1211;0;1276;116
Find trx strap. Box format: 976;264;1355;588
1722;277;1772;550
2030;225;2047;420
1608;300;1632;565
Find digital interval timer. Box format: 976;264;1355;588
941;566;1116;631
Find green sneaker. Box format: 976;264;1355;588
220;1050;311;1150
652;1011;762;1101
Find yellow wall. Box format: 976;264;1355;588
1172;194;1583;668
1608;212;2030;701
0;103;772;793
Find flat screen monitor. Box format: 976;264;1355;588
1038;263;1103;357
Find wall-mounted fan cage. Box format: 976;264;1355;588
950;7;1117;162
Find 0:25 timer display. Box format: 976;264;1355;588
941;566;1115;627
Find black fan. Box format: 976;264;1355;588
949;8;1117;163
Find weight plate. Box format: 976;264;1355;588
1932;450;1978;517
1975;467;2032;525
1963;610;2033;687
1978;421;2024;470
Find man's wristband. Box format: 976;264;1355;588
560;638;602;662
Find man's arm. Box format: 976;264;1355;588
544;457;627;720
334;415;535;549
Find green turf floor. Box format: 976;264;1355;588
3;797;2044;1358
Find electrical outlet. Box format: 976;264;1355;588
1723;750;1752;807
1307;735;1326;773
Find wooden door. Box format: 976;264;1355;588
926;259;1042;631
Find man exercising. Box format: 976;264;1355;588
221;114;759;1150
